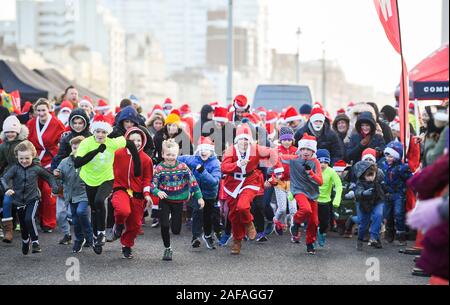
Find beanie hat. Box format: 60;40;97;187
125;126;147;152
362;148;377;163
297;133;317;152
380;105;397;122
213;106;229;123
309;107;326;123
234;95;249;110
90;113;113;134
384;141;403;160
165;113;181;126
316;149;331;164
279;127;294;142
234;124;253;143
196;136;215;154
2;115;21;134
299;104;312;115
333;160;348;172
284;106;302;123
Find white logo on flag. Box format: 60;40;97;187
379;0;393;21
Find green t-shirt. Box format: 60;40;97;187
318;166;343;207
76;136;126;186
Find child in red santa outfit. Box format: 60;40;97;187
289;133;323;255
111;127;153;259
27;98;66;233
221;123;283;255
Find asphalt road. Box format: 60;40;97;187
0;223;429;285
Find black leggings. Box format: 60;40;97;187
159;200;183;248
17;201;39;243
251;195;265;233
85;180;113;235
318;203;331;235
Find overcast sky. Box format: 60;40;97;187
0;0;445;93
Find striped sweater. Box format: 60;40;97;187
152;161;202;203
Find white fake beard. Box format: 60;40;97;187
58;112;70;126
312;122;324;131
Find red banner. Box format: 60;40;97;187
373;0;409;156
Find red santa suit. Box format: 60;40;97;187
112;127;153;248
27;113;65;229
221;124;284;241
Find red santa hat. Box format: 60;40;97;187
389;117;401;132
59;100;74;113
361;148;377;163
256;107;267;117
313;101;323;109
234;123;253;143
209;101;219;108
233;95;249;111
336;108;346;116
90;113;113;134
170;108;182;118
79;96;94;110
213;106;229;123
22;101;33;114
196;136;215;154
309;107;326;123
163;98;173;109
265;111;278;125
297;133;317;152
284;106;302;123
180;104;191;116
333;160;348;172
151;104;165;117
96;99;110;112
243;113;261;125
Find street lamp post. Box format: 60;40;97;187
296;27;301;84
226;0;234;105
321;41;326;108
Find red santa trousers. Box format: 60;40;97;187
38;179;56;229
294;193;319;245
226;188;257;241
112;190;145;248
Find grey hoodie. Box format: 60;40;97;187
56;155;88;204
1;163;58;207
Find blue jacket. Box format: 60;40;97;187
177;154;221;199
378;158;412;199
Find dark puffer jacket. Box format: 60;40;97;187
294;120;344;165
345;112;386;164
354;161;385;213
51;108;92;171
193;104;214;146
109;106;155;158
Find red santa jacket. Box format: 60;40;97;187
27;114;65;168
277;145;298;181
221;144;283;199
113;148;153;197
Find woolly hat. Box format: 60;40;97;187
90;113;113;134
362;148;377;163
125;126;147;152
234;95;249;111
316;149;331;164
234;123;253;143
196;136;215;154
297;133;317;152
309;107;326;123
213;106;229;123
279;127;294;142
299;104;312;115
384;141;403;160
2;115;21;134
333;160;348;172
165;113;181;126
284;106;302;123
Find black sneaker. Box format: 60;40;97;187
357;239;364;251
368;239;383;249
162;248;173;261
202;234;216;250
306;243;316;255
191;237;201;248
93;233;105;255
32;242;42;253
22;239;30;255
58;234;72;245
122;247;133;259
72;239;86;253
113;224;125;241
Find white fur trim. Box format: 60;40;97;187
310;113;325;123
234;133;252;143
333;166;346;172
96;105;110;111
79;100;94;109
266;118;277;124
258;111;267;117
384;147;400;160
274;167;284;174
196;144;215;152
90;121;113;134
234;103;249;111
284;115;303;123
298;139;317;152
143;186;151;193
362;155;377;163
213;116;228;123
434;112;449;123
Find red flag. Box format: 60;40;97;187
10;90;21;113
373;0;409;158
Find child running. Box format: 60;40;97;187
152;139;205;261
1;141;59;255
